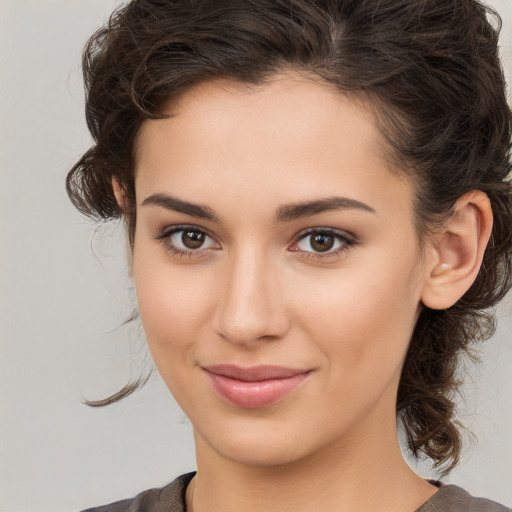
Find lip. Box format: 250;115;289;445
202;364;312;409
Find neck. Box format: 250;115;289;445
188;407;437;512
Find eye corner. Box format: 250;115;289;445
154;223;221;260
288;227;357;261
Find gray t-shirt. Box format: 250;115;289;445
81;472;511;512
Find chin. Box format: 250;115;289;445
195;417;331;468
217;438;309;467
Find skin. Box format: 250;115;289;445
114;72;492;512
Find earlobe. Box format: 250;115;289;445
421;191;493;310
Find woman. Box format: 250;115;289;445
67;0;512;511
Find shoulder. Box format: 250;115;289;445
416;484;511;512
79;472;195;512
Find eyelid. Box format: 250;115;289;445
155;224;220;258
155;224;216;241
289;227;357;258
293;226;356;245
154;224;356;261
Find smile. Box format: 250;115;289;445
202;365;312;409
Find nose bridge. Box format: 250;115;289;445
214;244;288;345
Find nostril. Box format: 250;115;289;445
213;302;290;346
212;257;290;344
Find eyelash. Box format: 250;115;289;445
155;224;356;261
291;228;356;261
155;225;219;259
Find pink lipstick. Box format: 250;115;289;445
202;364;311;409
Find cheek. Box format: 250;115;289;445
289;249;422;375
132;244;216;366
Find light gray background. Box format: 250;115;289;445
1;1;511;511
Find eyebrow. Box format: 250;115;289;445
142;193;220;221
274;196;376;223
141;193;376;223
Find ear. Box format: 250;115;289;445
421;191;493;310
112;177;135;275
112;177;128;212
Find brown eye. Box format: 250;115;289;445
158;226;219;255
182;230;206;249
309;233;334;252
293;228;354;257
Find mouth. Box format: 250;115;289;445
202;364;312;409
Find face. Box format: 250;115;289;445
132;73;429;467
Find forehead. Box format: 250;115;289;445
134;73;414;222
136;72;382;165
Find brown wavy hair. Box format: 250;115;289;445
67;0;512;474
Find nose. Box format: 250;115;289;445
213;248;290;346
